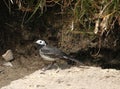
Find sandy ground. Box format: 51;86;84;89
1;66;120;89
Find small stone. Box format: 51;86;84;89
3;62;13;67
36;85;41;87
0;70;4;73
67;84;71;86
2;49;14;61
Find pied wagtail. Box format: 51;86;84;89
35;40;83;70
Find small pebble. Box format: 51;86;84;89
3;62;13;67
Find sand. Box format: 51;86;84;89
1;66;120;89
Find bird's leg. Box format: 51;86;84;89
42;61;55;71
54;62;61;73
54;62;60;69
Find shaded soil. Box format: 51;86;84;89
0;56;44;88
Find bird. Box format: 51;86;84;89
35;39;83;70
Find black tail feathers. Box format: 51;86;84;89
63;56;84;66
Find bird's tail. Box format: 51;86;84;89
63;56;84;66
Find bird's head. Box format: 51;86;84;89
35;40;46;46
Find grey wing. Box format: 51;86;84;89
41;46;67;58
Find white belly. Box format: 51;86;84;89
40;54;56;61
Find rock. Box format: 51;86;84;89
3;62;13;67
0;70;4;73
2;49;14;61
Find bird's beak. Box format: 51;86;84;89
34;41;37;44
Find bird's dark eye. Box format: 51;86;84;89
40;41;42;43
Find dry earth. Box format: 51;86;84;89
1;66;120;89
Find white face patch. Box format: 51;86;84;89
35;40;46;46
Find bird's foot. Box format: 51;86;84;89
41;65;52;71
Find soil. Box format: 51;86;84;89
1;66;120;89
0;56;43;88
